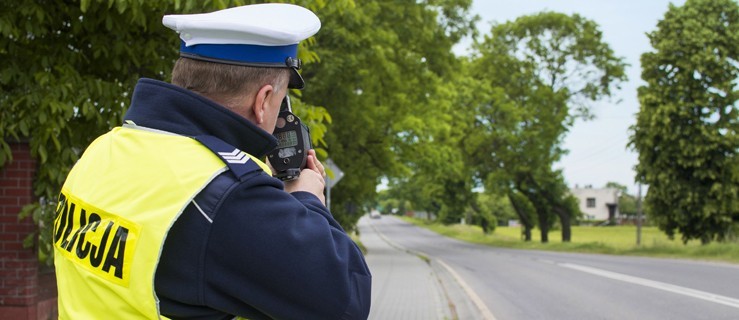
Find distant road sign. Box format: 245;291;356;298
325;158;344;189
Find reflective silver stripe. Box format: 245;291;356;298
122;122;181;136
192;200;213;224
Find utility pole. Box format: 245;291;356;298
636;183;642;246
326;182;331;211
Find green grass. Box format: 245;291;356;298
350;233;368;256
400;216;739;264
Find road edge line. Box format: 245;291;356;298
368;218;496;320
435;259;497;320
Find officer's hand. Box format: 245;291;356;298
283;150;326;205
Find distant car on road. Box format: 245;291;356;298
370;211;381;219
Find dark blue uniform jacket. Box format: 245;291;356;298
124;79;371;320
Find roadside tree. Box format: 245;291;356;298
630;0;738;244
471;12;626;242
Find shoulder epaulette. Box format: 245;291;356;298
193;135;264;180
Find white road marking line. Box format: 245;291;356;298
560;263;739;309
436;259;497;320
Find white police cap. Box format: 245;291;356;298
162;3;321;89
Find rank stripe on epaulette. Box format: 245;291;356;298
193;135;264;179
218;149;250;164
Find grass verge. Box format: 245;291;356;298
351;233;368;256
400;216;739;264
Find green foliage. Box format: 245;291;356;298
388;67;483;225
1;0;339;264
631;0;739;244
367;11;624;242
376;189;413;216
472;192;516;232
304;0;476;228
469;12;626;242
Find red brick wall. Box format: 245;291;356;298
0;142;57;320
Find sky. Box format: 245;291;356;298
453;0;687;195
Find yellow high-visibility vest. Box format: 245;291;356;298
53;125;263;319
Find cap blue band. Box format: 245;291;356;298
179;41;298;65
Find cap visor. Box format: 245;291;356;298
289;68;305;89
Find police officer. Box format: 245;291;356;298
53;3;371;319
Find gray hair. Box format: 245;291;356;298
171;57;289;108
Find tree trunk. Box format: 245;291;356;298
481;217;490;234
520;188;549;243
556;206;571;242
528;177;573;243
469;202;490;234
538;209;549;243
508;193;533;241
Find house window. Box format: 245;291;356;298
586;198;596;208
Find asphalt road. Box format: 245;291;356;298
370;215;739;320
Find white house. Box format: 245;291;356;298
570;186;619;221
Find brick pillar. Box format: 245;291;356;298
0;141;56;320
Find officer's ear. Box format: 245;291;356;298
252;84;275;125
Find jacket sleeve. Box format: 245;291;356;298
202;172;371;320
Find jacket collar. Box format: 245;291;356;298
123;78;277;158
